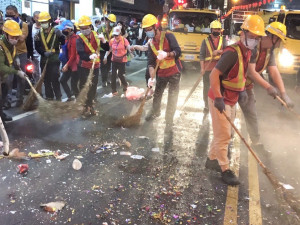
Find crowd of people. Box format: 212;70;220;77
0;5;297;186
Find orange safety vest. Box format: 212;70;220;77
79;31;101;63
40;27;56;52
222;44;247;91
245;42;271;87
0;39;16;66
204;36;223;61
149;31;176;69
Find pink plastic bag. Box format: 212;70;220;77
126;86;145;101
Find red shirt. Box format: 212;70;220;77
66;33;78;72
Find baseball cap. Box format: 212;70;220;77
112;26;121;36
58;20;74;31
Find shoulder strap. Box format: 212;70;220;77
0;40;16;66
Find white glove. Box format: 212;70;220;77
148;78;156;88
89;53;98;60
16;70;26;79
157;50;168;60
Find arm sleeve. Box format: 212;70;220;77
215;50;238;75
66;36;77;65
0;50;18;76
165;33;181;59
250;48;257;63
76;38;90;61
267;50;276;66
101;41;109;51
199;40;206;61
148;43;156;68
124;38;130;47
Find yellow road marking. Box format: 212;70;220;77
224;132;241;225
248;151;262;225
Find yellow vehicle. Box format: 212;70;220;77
261;8;300;75
167;8;219;62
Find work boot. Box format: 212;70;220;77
221;170;240;185
205;157;222;173
145;110;161;121
3;101;11;110
1;112;12;122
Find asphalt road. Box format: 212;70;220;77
0;58;300;225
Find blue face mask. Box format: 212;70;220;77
146;30;155;38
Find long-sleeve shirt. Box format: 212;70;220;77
16;20;28;55
0;35;18;77
65;33;78;72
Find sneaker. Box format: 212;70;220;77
90;106;98;116
145;110;161;121
67;96;76;102
205;158;222;172
222;170;240;185
112;92;118;96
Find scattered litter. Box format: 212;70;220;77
17;164;29;174
40;201;65;212
72;159;82;170
74;156;83;159
130;155;144;159
151;147;160;152
46;159;51;164
138;136;149;139
121;94;125;98
55;153;69;160
280;183;295;190
9;211;16;214
101;93;113;98
123;139;131;148
92;185;100;190
120;151;132;156
190;204;197;209
29;150;54;158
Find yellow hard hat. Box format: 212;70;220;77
78;15;92;27
266;22;286;42
241;15;266;36
38;11;51;22
74;22;79;29
142;14;158;29
107;14;116;23
210;20;222;29
3;20;22;36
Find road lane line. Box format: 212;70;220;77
248;150;262;225
223;119;241;225
10;67;147;122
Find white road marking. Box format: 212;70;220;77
10;67;146;122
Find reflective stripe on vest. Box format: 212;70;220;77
222;45;246;91
204;36;223;61
149;31;176;70
79;31;100;63
0;40;16;66
40;28;56;52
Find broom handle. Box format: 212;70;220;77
179;60;212;111
276;95;300;120
142;61;160;101
222;111;267;170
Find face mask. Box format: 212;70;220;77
243;38;258;50
146;30;155;38
96;24;101;29
9;39;18;45
41;23;49;29
81;28;91;36
110;22;114;27
62;30;69;36
212;32;220;37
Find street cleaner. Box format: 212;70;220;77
0;20;25;154
142;14;182;130
76;15;108;116
205;15;266;185
240;21;294;155
199;20;226;113
34;11;65;101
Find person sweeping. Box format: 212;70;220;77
199;20;226;113
205;15;266;185
76;15;108;116
143;14;182;130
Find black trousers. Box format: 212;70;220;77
78;66;99;107
111;61;128;93
152;73;181;123
60;70;79;98
41;60;62;100
100;53;111;83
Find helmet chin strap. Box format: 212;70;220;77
244;30;249;47
271;34;279;51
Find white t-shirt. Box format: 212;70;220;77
32;23;40;56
